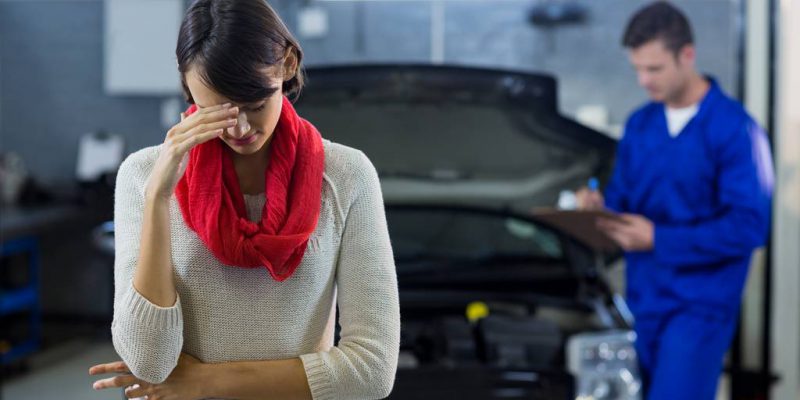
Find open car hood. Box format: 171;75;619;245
294;64;616;210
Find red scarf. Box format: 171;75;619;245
175;97;324;281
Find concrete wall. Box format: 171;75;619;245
1;0;739;185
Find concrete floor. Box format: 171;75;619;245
2;339;122;400
1;338;732;400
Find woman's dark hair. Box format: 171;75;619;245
622;1;694;58
176;0;305;104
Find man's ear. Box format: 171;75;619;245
282;47;299;82
678;44;695;67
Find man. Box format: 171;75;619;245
577;2;774;399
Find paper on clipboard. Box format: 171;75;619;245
530;208;623;253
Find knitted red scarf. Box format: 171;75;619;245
174;97;324;281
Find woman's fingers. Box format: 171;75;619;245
124;383;151;399
170;118;235;154
199;102;231;113
178;106;238;135
179;351;201;363
88;361;130;375
177;117;237;141
176;128;225;155
168;104;236;139
186;104;238;126
163;117;233;161
92;374;140;390
189;103;230;119
167;115;236;157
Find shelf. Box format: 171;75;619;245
1;235;41;364
0;286;38;315
0;338;40;365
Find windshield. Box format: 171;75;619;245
387;207;563;261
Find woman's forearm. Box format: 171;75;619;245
132;195;177;307
201;357;312;400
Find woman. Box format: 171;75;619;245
88;1;400;399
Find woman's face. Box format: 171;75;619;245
184;66;285;158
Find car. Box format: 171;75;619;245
95;64;642;400
294;64;642;400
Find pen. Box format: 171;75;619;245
588;177;599;192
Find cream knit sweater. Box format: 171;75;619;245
111;139;400;400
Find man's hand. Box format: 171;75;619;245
89;352;209;400
597;213;655;252
576;187;605;210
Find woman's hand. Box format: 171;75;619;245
146;103;240;200
89;352;210;400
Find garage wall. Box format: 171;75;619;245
0;0;292;186
771;1;800;398
290;0;740;136
0;0;739;185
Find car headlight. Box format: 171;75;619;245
566;330;642;400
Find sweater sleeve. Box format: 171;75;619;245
110;150;184;384
299;151;401;400
653;119;774;268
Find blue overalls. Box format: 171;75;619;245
604;78;774;399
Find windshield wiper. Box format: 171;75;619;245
396;251;557;276
379;169;471;181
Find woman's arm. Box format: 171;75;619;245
298;151;400;399
199;151;400;400
112;106;236;384
111;151;184;384
200;357;312;399
91;353;312;399
133;191;177;307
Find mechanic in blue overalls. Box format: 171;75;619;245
576;2;774;399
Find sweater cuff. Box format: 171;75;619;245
120;283;182;330
300;352;334;400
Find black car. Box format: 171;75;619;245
94;64;642;400
295;64;642;400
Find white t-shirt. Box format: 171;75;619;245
665;103;699;138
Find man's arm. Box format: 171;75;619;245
653;120;774;268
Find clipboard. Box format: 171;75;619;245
529;208;622;253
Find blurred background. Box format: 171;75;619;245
0;0;798;399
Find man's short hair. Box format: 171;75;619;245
622;1;694;56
